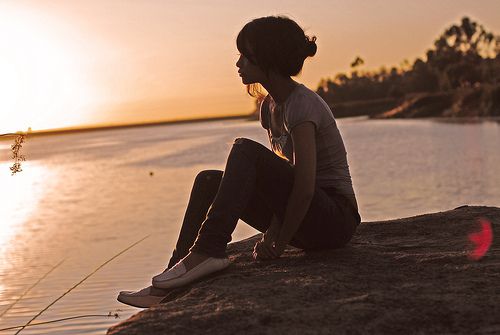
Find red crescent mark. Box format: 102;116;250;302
467;218;493;261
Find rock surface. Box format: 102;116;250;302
108;205;499;335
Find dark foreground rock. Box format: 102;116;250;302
108;205;499;335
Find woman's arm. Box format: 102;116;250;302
274;121;317;254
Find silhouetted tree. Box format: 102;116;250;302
316;16;499;105
350;56;364;69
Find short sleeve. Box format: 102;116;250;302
284;93;321;133
259;95;271;130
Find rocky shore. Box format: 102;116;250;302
108;205;499;335
371;85;500;119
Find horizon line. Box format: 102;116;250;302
0;113;255;139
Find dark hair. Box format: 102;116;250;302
237;16;317;77
237;15;317;98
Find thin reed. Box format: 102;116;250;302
0;259;65;319
0;312;120;332
13;235;150;334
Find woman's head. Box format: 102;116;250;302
236;16;317;97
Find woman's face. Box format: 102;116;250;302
235;42;267;84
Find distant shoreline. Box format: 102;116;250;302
0;113;254;140
2;113;498;142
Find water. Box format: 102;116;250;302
0;117;499;334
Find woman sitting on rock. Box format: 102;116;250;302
118;15;361;308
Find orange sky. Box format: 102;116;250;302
1;0;500;133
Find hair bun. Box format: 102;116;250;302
304;35;317;57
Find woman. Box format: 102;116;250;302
118;15;361;308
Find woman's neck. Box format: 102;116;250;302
260;76;299;104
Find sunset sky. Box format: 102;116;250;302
1;0;499;134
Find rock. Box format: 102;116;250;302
107;205;499;335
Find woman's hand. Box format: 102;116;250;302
253;229;286;260
272;241;286;257
252;215;287;260
253;239;276;260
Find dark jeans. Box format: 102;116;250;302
166;137;361;268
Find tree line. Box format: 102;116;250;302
316;17;499;108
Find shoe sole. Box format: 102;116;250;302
117;293;165;308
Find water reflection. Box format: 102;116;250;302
431;116;500;125
0;163;54;268
0;119;498;334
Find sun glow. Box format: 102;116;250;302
0;5;96;134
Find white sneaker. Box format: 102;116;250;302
117;286;167;308
152;257;230;289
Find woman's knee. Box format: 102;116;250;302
195;170;223;184
233;137;264;149
232;138;267;159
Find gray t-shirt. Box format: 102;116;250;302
259;83;355;196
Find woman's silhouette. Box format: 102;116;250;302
118;15;360;308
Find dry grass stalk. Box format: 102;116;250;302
10;134;26;175
0;133;28;175
0;259;65;319
13;235;150;334
0;311;120;332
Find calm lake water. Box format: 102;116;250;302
0;117;499;334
